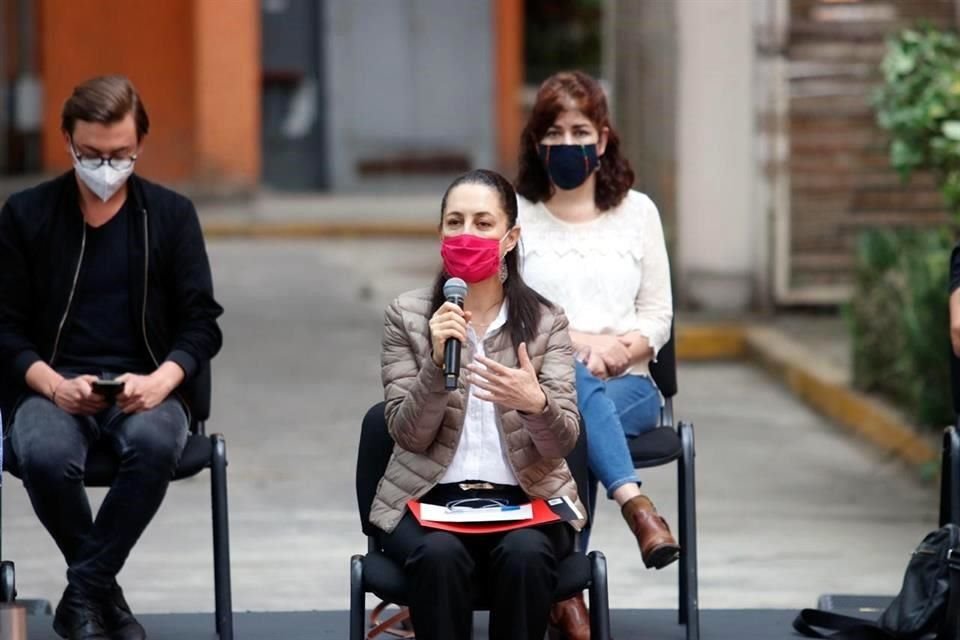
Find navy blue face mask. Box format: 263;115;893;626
538;143;599;190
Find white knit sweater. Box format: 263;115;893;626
517;190;673;378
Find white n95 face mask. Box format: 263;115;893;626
73;159;135;202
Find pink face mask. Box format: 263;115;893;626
440;234;505;283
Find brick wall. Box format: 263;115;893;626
787;0;955;291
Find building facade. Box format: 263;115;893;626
0;0;523;194
609;0;958;309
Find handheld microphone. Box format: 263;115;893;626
442;277;468;390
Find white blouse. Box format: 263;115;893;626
439;301;519;486
517;190;673;378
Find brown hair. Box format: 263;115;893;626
61;75;150;140
515;71;634;211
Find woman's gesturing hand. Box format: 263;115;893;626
465;342;547;414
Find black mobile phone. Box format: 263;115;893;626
92;379;124;401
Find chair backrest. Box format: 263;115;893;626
566;419;591;514
357;402;398;538
356;401;592;538
649;319;678;399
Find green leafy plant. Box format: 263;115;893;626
849;228;952;427
848;27;960;428
875;26;960;215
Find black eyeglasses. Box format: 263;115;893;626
71;144;137;171
444;498;510;512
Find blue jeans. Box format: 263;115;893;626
9;394;188;596
575;361;661;501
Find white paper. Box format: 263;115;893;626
419;502;533;523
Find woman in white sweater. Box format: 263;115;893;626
515;70;680;640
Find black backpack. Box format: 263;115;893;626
794;524;960;639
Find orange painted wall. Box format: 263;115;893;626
39;0;259;186
494;0;523;177
193;0;260;184
39;0;196;180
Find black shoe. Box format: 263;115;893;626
53;584;109;640
101;582;146;640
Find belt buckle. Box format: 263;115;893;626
458;482;495;491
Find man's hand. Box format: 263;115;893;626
465;343;547;414
53;375;109;416
117;362;184;414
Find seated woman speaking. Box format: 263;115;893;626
369;169;585;640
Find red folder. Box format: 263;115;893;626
407;497;579;535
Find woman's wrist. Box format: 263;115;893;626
569;331;595;354
522;387;548;414
622;331;652;364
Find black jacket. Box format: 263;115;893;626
0;171;223;429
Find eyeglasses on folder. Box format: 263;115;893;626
444;498;521;513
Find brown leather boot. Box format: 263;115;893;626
548;592;590;640
621;495;680;569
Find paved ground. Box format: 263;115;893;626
1;238;938;615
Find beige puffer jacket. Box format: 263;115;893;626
370;287;586;534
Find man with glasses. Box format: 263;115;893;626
0;75;223;640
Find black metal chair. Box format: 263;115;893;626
351;401;611;640
641;324;699;640
0;409;234;639
814;422;960;628
941;422;960;527
583;322;699;640
944;342;960;526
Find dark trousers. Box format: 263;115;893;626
9;395;188;596
379;511;574;640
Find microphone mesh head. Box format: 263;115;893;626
443;277;468;300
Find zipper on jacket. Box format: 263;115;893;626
141;209;160;369
50;226;87;365
140;207;193;425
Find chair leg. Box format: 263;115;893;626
350;556;366;640
953;426;960;526
0;474;4;564
580;475;600;553
210;434;234;640
680;422;700;640
677;445;688;624
0;481;11;605
588;551;612;640
942;426;960;527
0;561;15;603
941;427;952;527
